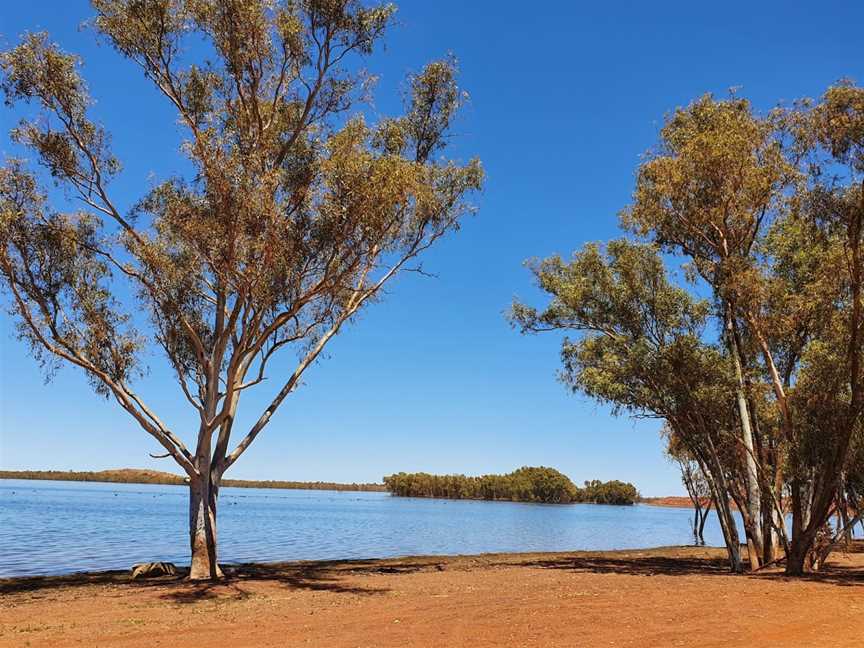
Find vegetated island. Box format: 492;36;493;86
383;466;639;505
0;469;386;492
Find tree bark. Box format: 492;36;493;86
188;475;223;580
714;492;743;573
702;448;743;573
786;477;818;576
698;499;711;545
692;504;702;543
725;303;764;567
680;464;703;544
785;529;810;577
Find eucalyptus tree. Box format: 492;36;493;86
768;83;864;574
0;0;482;580
620;96;800;566
511;240;747;571
622;88;864;573
514;85;864;575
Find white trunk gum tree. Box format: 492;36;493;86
0;0;482;580
515;88;864;576
619;95;796;570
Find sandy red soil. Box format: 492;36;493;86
1;544;862;648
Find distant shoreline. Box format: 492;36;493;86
639;496;705;509
0;470;696;506
0;469;387;493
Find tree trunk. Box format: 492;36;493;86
786;478;817;576
761;502;775;564
698;500;710;545
694;438;743;572
715;494;743;573
692;504;702;543
681;467;702;544
188;475;223;580
704;456;743;572
725;304;764;567
837;473;852;545
785;532;810;576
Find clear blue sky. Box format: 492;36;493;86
1;2;861;496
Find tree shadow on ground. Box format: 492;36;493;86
499;553;737;579
506;549;863;587
0;569;135;595
753;566;864;587
2;545;860;599
159;580;255;604
149;557;452;603
0;557;445;600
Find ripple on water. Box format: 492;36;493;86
0;479;757;577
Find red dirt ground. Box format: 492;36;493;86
1;544;862;648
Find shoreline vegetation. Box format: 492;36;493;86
0;469;387;493
1;467;652;506
383;467;639;505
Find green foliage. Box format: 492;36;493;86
0;0;482;484
513;83;864;574
580;479;640;506
512;239;733;433
383;467;639;505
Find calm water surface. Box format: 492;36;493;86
0;479;739;578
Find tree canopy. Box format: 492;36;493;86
384;468;639;505
0;0;482;580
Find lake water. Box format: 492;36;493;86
0;479;741;578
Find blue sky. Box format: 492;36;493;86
1;1;861;496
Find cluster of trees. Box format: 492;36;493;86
513;83;864;574
383;467;639;505
580;479;640;505
0;469;386;492
0;1;481;579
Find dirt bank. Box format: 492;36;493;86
1;544;861;647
